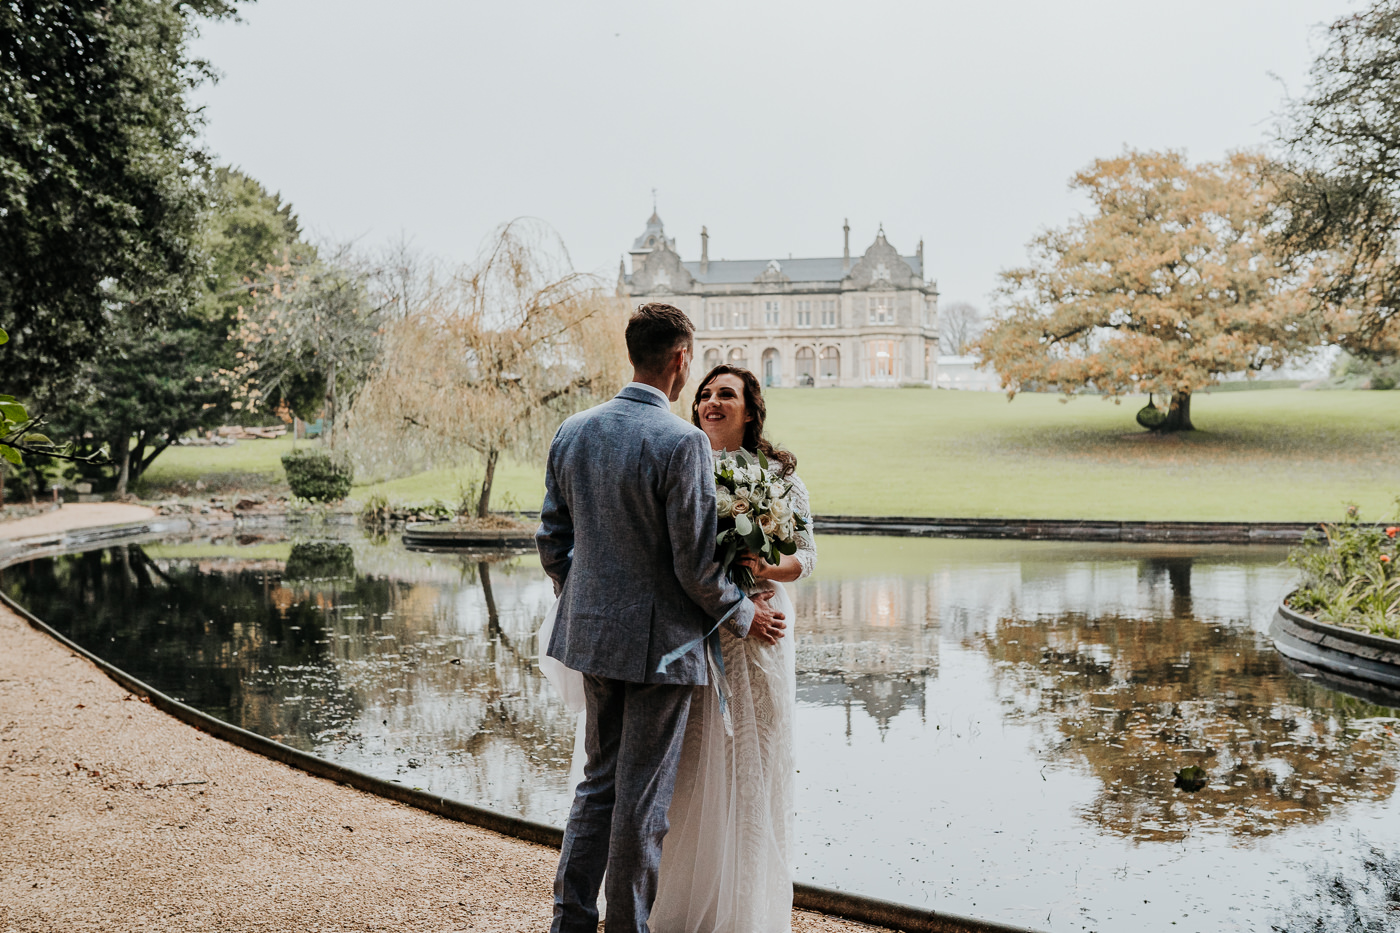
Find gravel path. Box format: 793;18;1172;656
0;511;876;933
0;504;156;540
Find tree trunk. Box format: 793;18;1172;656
114;434;131;498
134;438;171;486
476;448;499;519
479;561;499;636
325;361;337;450
478;560;515;655
1160;390;1195;432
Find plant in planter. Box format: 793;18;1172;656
1287;506;1400;638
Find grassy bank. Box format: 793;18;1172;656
140;388;1400;522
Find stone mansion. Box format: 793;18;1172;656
618;213;939;387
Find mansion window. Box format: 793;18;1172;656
820;300;837;327
820;346;840;380
794;300;813;328
728;347;748;370
764;300;781;327
865;340;898;382
704;348;721;369
795;347;815;386
868;296;894;325
707;305;726;330
732;301;750;329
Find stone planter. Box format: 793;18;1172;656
1270;599;1400;708
401;521;535;552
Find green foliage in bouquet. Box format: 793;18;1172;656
713;448;811;590
281;449;353;503
1287;505;1400;638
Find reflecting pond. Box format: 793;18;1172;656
4;530;1398;932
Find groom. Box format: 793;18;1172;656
536;302;786;933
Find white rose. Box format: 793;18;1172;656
731;498;751;516
771;498;793;523
780;517;797;540
758;513;777;535
716;487;734;518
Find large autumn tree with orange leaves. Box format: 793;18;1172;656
977;150;1319;431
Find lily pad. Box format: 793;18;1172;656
1174;765;1209;792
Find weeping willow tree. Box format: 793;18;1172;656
350;221;629;517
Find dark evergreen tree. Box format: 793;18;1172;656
0;0;242;394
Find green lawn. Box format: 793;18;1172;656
140;389;1400;522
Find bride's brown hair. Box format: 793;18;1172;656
691;365;797;477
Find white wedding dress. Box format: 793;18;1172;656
537;468;816;933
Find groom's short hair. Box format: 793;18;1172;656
626;302;694;371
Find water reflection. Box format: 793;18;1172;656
5;531;1400;932
981;609;1397;841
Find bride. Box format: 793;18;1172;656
539;364;816;933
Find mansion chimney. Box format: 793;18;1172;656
700;226;709;274
842;218;851;271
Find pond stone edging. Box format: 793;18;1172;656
0;518;1043;933
412;513;1321;550
812;515;1318;544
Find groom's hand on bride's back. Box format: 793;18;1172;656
746;590;786;645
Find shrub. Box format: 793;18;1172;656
1287;506;1400;638
280;448;353;502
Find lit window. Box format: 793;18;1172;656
732;302;750;329
865;340;898;382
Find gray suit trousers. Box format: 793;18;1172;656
552;676;694;933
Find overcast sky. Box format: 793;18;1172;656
190;0;1355;308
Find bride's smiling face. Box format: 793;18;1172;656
697;374;751;451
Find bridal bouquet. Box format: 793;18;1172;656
713;449;810;590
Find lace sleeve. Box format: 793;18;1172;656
787;472;817;580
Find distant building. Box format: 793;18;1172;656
619;212;940;387
934;355;1001;391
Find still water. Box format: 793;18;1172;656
4;530;1398;932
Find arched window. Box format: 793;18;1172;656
727;347;748;371
761;348;781;387
820;346;840;381
795;347;816;387
704;348;721;371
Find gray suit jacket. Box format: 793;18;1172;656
536;385;755;685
